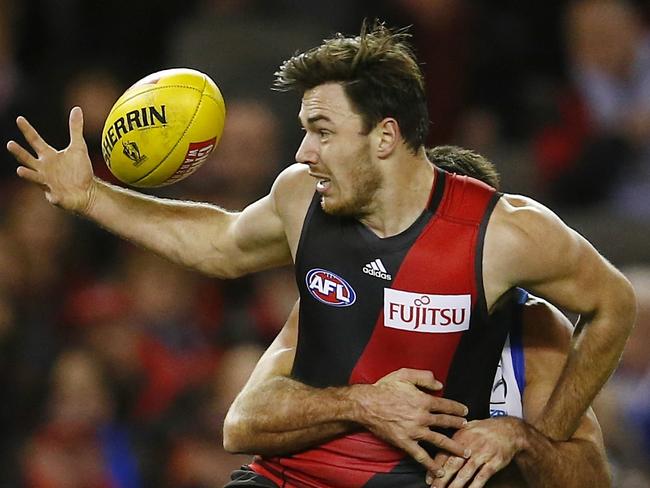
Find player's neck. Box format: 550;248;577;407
359;150;434;238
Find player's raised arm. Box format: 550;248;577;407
484;195;636;441
6;107;295;278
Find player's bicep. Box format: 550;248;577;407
525;229;610;316
492;196;629;317
228;194;292;275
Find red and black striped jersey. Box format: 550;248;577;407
252;169;508;487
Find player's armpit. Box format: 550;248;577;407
160;164;310;278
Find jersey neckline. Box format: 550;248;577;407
352;168;447;251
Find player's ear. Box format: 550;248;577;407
374;117;400;159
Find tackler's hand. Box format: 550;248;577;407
429;417;524;488
354;368;470;476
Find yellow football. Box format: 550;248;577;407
101;68;226;187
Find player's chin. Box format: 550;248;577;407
320;196;345;216
320;196;359;217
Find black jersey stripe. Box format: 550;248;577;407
294;192;322;279
474;191;503;323
427;167;447;211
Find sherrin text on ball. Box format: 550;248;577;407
101;68;226;187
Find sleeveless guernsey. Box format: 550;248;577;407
251;170;507;487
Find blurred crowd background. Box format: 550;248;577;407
0;0;649;486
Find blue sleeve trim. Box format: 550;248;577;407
510;288;527;395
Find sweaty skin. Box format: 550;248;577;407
6;82;635;478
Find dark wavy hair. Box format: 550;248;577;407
274;21;429;154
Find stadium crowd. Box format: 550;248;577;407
0;0;649;486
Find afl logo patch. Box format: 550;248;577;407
306;268;356;307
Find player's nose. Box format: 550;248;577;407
295;133;318;166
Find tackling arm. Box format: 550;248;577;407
223;301;355;456
223;301;471;472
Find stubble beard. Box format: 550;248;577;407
320;154;382;219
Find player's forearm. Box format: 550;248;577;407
534;287;636;440
515;423;611;488
83;178;238;277
225;419;353;456
223;376;360;455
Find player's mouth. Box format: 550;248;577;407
316;178;331;193
309;172;332;193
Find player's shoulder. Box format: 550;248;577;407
274;162;313;186
487;193;575;259
269;163;316;230
492;193;559;230
271;163;314;207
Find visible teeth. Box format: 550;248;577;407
316;179;331;192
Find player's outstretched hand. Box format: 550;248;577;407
6;107;96;213
354;368;470;476
428;417;524;488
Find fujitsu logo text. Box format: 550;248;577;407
383;289;471;333
387;298;467;328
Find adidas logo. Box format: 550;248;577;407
362;258;392;280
